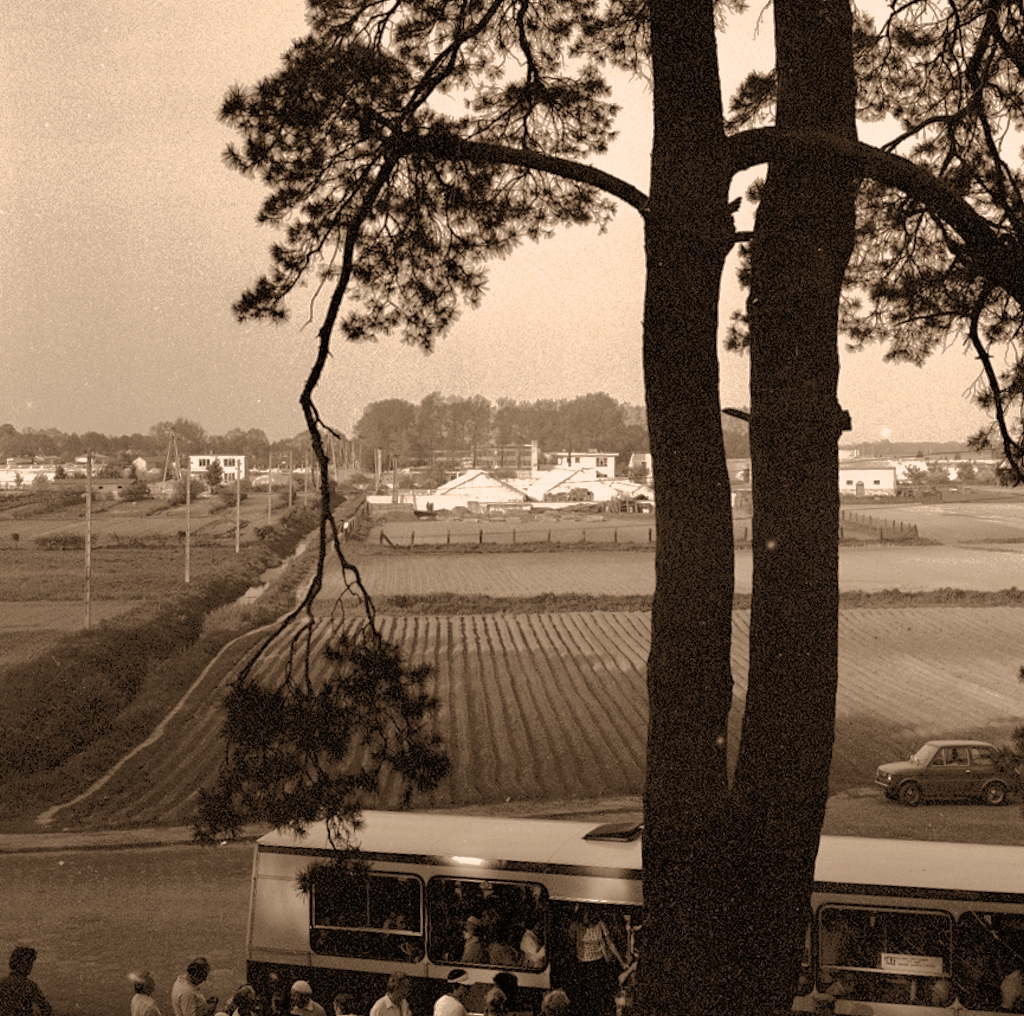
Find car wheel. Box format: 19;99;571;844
984;781;1008;806
899;781;922;807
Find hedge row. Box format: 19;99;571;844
0;503;320;780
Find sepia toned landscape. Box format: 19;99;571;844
4;494;1024;1016
3;494;1023;833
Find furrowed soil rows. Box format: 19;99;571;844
45;607;1024;830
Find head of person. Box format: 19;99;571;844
234;984;258;1014
483;986;507;1016
290;981;315;1010
463;916;480;940
541;989;571;1016
493;973;518;1004
445;970;470;1000
9;947;36;977
332;992;356;1016
187;958;211;986
386;973;410;1002
129;972;156;996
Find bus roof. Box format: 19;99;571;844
257;812;1024;897
813;835;1024;896
257;810;644;872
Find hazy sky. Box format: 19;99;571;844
2;2;995;444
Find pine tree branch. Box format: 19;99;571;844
412;130;650;215
729;127;1024;306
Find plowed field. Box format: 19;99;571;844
47;607;1024;830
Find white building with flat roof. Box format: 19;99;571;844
552;451;617;477
188;454;246;482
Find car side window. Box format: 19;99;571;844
932;750;947;767
950;748;970;766
972;747;996;768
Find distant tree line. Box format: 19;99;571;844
1;400;752;483
0;418;315;473
353;391;751;478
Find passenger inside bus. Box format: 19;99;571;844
519;915;547;970
955;912;1024;1011
817;905;951;1006
428;877;550;972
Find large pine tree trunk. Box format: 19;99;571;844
731;0;859;1011
639;2;737;1014
640;2;858;1014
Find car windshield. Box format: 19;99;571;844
910;743;940;765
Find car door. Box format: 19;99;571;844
925;748;966;800
967;746;998;797
945;746;973;798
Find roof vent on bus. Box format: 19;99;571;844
583;821;644;842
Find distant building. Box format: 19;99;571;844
188;454;246;482
839;467;898;497
552;451;617;477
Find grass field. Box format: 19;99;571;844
0;495;306;664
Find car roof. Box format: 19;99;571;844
922;739;997;748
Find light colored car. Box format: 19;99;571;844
875;739;1019;807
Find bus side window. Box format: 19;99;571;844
310;870;424;962
817;905;951;1007
426;876;549;971
956;912;1024;1012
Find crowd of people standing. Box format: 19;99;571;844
0;940;618;1016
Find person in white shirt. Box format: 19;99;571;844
519;919;546;971
171;958;217;1016
369;973;412;1016
432;970;470;1016
129;972;160;1016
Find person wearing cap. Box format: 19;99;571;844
289;981;326;1016
172;958;217;1016
460;917;483;964
433;970;470;1016
129;972;160;1016
369;972;412;1016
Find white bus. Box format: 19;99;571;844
246;810;1024;1014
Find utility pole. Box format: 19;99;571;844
235;469;241;554
85;452;92;630
267;450;272;523
184;460;191;584
328;433;338;488
288;449;293;508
